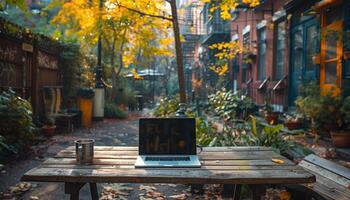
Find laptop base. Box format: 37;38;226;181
134;155;201;168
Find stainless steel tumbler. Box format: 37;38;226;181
75;139;94;164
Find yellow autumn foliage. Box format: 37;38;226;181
209;63;229;76
202;0;260;20
52;0;174;70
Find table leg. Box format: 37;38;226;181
223;184;241;200
249;185;266;200
89;183;98;200
65;182;86;200
190;184;204;194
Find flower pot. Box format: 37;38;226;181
42;125;56;136
285;121;301;130
78;97;93;128
330;130;350;147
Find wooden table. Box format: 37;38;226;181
21;146;315;200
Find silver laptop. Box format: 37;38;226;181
135;118;201;168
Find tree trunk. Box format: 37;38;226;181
170;0;186;104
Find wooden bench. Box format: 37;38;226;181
297;154;350;200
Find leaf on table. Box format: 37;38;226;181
305;183;314;188
271;158;284;164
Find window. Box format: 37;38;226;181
257;28;266;80
274;21;286;80
242;32;250;82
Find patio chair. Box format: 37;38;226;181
43;86;80;133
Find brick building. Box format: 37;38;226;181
194;0;350;111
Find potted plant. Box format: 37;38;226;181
295;82;323;140
77;88;95;127
329;96;350;147
42;116;56;136
284;113;303;130
262;107;279;125
262;89;279;125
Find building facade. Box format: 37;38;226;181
194;0;350;110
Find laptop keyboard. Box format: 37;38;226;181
145;156;190;161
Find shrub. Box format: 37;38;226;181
0;89;36;161
208;88;256;122
113;87;136;108
104;103;128;119
296;82;350;135
153;95;180;117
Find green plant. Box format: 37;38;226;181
78;88;95;99
295;83;323;135
204;116;313;158
153;95;180;117
0;89;36;161
196;117;218;146
208;88;256;122
340;96;350;128
104;103;128;119
296;83;350;134
283;112;303;123
113;87;136;107
45;115;55;126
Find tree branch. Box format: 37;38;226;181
113;2;173;21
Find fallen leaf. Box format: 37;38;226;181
279;191;291;200
169;193;187;199
272;158;285;164
30;196;39;200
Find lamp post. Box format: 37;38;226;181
93;0;105;120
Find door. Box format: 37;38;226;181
290;25;303;104
320;20;343;95
289;18;319;105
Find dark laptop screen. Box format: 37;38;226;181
139;118;196;155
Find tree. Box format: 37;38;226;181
109;0;187;104
202;0;260;76
52;0;174;90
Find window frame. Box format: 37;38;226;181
242;31;250;83
273;20;286;80
257;27;266;80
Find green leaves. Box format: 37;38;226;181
5;0;27;11
208;89;256;122
0;88;36;161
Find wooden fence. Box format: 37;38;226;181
0;22;62;117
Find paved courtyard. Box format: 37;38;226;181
0;112;225;200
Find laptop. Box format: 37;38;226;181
134;118;201;168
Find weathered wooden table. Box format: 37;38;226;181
21;146;315;200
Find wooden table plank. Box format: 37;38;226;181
64;146;272;152
22;167;315;184
43;158;295;166
34;164;307;171
56;151;285;160
21;146;315;186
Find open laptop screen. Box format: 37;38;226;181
139;118;196;155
